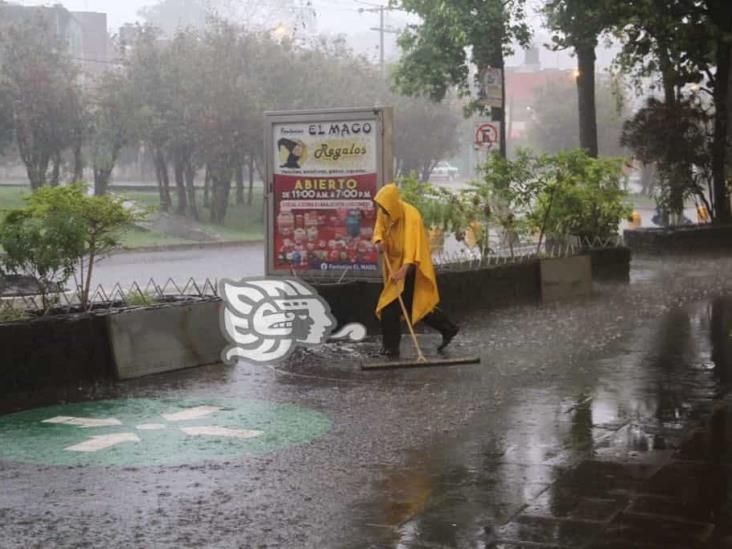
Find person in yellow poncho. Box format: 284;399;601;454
372;183;458;357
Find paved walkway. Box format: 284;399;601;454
1;255;732;547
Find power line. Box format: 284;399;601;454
358;4;399;75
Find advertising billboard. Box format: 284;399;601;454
265;107;393;280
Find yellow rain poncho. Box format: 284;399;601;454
372;183;440;324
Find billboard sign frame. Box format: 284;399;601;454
264;106;394;281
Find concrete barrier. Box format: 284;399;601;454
624;225;732;254
0;247;630;393
0;312;114;393
540;255;592;302
108;300;226;380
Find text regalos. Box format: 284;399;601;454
314;143;368;161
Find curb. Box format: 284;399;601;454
114;239;265;255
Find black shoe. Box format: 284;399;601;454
437;325;459;352
379;346;400;358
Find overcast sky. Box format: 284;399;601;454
13;0;607;70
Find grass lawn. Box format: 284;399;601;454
1;185;265;250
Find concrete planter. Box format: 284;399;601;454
316;247;630;328
540;255;592;303
0;312;115;393
624;225;732;254
0;247;630;393
0;298;226;395
108;300;226;380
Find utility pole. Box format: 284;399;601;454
358;5;398;75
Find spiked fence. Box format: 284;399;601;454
1;277;220;315
433;234;622;273
0;235;623;311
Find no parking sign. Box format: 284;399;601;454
474;121;501;152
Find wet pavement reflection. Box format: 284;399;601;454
348;289;732;548
3;256;732;547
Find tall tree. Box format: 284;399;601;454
126;25;173;212
90;71;138;196
393;0;530;159
612;0;731;221
393;94;462;181
0;15;79;189
138;0;211;36
0;77;13;157
544;0;615;158
708;0;732;222
524;74;628;157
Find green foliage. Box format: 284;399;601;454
464;150;548;245
529;150;631;240
398;174;468;234
0;305;31;324
0;184;145;313
622;98;712;218
0;13;80;189
0;188;86;311
399;149;630;250
394;0;530;107
90;71;140;196
544;0;614;51
125;290;159;307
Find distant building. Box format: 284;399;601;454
506;47;574;141
70;11;111;79
0;2;113;83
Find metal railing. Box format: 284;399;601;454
1;277;220;314
0;235;624;312
432;234;623;272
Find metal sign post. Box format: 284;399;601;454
264;107;394;281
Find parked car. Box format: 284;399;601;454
430;161;459;181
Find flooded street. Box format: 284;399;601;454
2;255;732;547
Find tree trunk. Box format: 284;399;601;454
203;166;211;209
576;42;599;158
93;167;112;195
184;161;198;220
727;42;732;194
712;5;732;223
421;162;432;183
26;156;49;190
72;140;84;182
50;151;61;187
210;164;232;225
235;161;245;205
174;160;188;215
247;155;255;206
154;149;171;213
659;54;677;106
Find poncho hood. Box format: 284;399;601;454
374;183;403;221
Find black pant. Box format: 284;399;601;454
380;269;456;352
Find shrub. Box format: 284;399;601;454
0;184;144;313
530;150;631;242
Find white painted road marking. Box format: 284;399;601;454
136;424;167;431
43;416;122;428
162;406;221;422
65;433;141;453
180;426;263;439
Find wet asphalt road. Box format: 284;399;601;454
94;243;265;288
2;255;732;547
